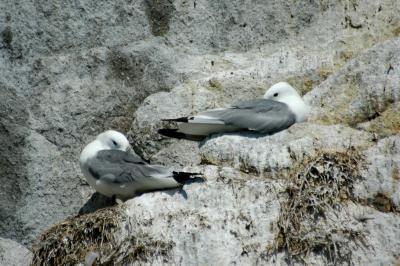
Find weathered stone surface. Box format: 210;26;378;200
0;84;30;243
354;136;400;210
131;83;218;162
1;0;399;265
305;38;400;132
115;125;399;265
1;20;181;246
0;237;32;266
200;123;373;175
122;166;283;266
0;39;182;245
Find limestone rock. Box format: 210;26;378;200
0;0;399;265
0;237;32;266
121;166;283;266
354;136;400;210
200;123;373;175
305;38;400;133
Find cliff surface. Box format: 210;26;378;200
0;0;399;265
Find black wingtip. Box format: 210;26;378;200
158;128;207;141
172;171;204;184
161;117;189;122
158;128;186;139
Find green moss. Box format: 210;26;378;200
316;66;333;81
208;78;224;92
312;78;364;126
1;26;13;48
286;66;334;97
145;0;174;36
370;193;397;213
334;49;354;67
363;104;400;136
391;25;400;36
392;165;400;182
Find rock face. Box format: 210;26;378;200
0;237;32;266
1;0;399;265
305;38;400;131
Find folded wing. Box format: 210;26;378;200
87;150;201;187
159;99;296;139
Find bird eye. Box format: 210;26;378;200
112;140;118;146
273;93;279;97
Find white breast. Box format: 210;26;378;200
280;96;309;123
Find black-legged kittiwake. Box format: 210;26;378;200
158;82;309;140
80;130;202;200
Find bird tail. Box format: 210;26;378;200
158;128;206;141
161;117;189;122
158;128;186;139
172;171;204;184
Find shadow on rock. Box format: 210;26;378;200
184;176;206;185
139;180;205;200
78;193;116;215
158;188;188;199
199;131;266;148
80;178;205;212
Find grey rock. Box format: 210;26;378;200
305;38;400;131
0;237;32;266
94;125;398;265
200;123;373;175
0;1;399;265
131;83;219;162
113;123;399;265
0;84;30;242
120;166;284;266
354;136;400;210
1;38;182;245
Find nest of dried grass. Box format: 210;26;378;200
270;149;367;264
31;207;123;266
31;206;174;265
115;233;174;265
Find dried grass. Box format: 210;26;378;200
31;206;173;265
269;149;367;264
31;207;122;266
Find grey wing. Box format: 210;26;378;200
98;149;147;164
200;99;296;134
231;99;270;109
87;150;171;184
